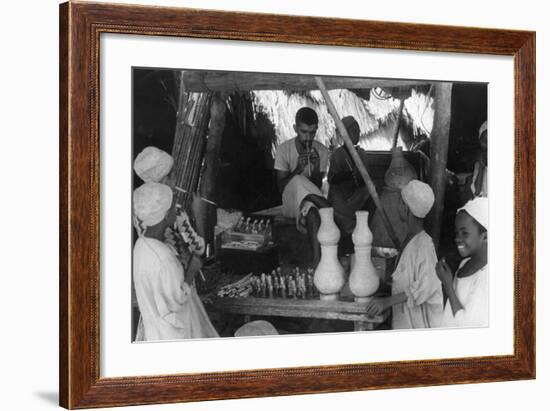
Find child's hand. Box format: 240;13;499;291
365;297;391;317
185;254;203;284
436;258;454;286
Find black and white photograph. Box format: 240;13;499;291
131;68;488;342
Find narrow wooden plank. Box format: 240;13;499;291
214;297;386;322
75;355;528;408
63;2;98;408
218;307;378;322
79;2;531;55
181;71;431;92
214;297;385;322
58;2;69;408
216;296;377;314
514;33;536;376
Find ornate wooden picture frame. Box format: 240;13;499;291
59;1;535;408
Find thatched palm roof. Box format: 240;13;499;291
252;88;433;153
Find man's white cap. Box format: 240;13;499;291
234;320;279;337
479;121;488;138
401;179;435;218
457;196;488;230
133;182;173;227
134;146;174;183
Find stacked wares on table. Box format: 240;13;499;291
217;266;318;299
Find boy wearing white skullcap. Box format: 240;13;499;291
401;179;435;219
436;197;488;328
133;182;173;228
366;180;443;329
132;182;219;341
134;146;174;183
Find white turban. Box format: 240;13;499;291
457;196;488;230
134;146;174;183
133;182;173;227
234;320;279;337
479;121;487;138
401;179;435;218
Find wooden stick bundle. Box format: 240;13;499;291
171;71;212;211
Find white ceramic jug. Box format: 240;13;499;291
349;211;379;302
313;208;345;301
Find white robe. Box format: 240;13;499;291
391;231;443;329
470;161;488;197
133;237;219;341
281;174;324;234
440;259;488;328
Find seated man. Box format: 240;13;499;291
327;116;370;236
274;107;330;265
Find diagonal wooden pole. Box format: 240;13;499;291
315;76;401;250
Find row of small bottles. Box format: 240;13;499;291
250;267;317;299
234;217;272;237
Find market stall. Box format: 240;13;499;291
131;68;478;338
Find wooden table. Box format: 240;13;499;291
213;296;388;331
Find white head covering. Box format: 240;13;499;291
457;196;488;230
479;121;488;138
133;182;173;227
134;146;174;183
401;179;435;218
234;320;279;337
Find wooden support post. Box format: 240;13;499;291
197;96;226;251
428;82;452;248
392;99;405;149
315;76;401;250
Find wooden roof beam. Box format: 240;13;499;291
181;71;432;92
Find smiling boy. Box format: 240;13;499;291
436;197;488;327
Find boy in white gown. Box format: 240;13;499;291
436;197;488;328
366;180;443;329
133;182;219;341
